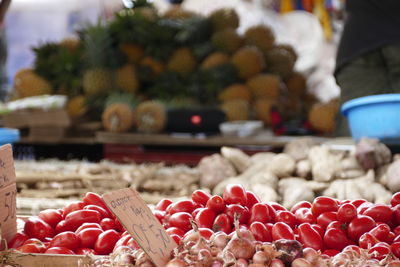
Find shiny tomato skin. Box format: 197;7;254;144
75;223;101;234
357;202;373;215
359;232;379;249
38;209;63;228
191;208;202;219
8;233;29;249
249;203;274;224
76;248;97;255
326;221;347;232
311;197;338;216
24;217;55;241
155;198;173;211
298;223;323;251
347;215;377;241
295;208;316;224
290;201;312;214
77;228;103;248
368;243;390;261
195;208;216;229
166;227;185;237
55;220;70;234
49;231;80;251
245;191;260;210
250;222;271;242
275;210;297;228
312;224;325;238
324;228;350;250
392;204;400;225
166;200;196;215
153;210;165;224
213;213;231;234
94;230;121;255
114;218;124;232
351;199;368;208
63;201;85;217
269;202;287;212
317;212;338;229
45;247;75;254
64;210;101;231
337;203;357;223
169;212;193;232
362;204;393;223
171;234;181;245
391;242;400;258
225;204;250;224
82;192;110;213
191;190;211;206
223;184;247;206
369;224;391;242
271;222;295;241
114;234;131;248
322;249;340;257
17;243;45;253
391;193;400;207
84;205;110;219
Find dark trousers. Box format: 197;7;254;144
335;44;400;136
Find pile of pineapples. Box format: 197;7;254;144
11;2;338;135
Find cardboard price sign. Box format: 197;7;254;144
102;188;177;267
0;144;17;245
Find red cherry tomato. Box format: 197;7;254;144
76;248;97;255
312;224;325;238
213;213;231;234
391;192;400;207
63;201;85;217
64;210;101;231
271;222;295;241
225;204;249;224
290;201;312;214
75;223;102;234
275;210;297;229
392;204;400;225
166;227;185;237
94;229;120;255
114;234;131;248
324;228;350;250
49;231;80;251
311;197;338;216
24;217;55;241
17;243;45;253
155;198;173;211
185;228;214;240
223;184;247;206
195;208;216;229
55;220;69;234
295;208;316;224
114;218;124;232
269;202;287;212
245;191;260;209
191;190;211;206
351;199;368;208
326;221;347;232
77;228;103;248
23;238;44;245
166;200;196;215
359;232;379;249
357;202;374;215
316;212;338;229
362;204;393;223
298;223;323;251
337;203;357;223
100;218;116;231
8;233;29;249
249;203;274;224
322;249;340;257
206;195;226;214
45;247;75;254
250;222;271;242
84;205;110;219
391;242;400;258
191;208;202;219
82;192;110;214
369;224;391;242
169;212;193;232
153;210;165;224
171;234;181;245
368;243;390;260
38;209;63;228
347;215;377;241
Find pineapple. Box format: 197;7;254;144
231;46;265;79
212;28;243;54
67;95;87;118
209;8;239;31
218;84;252;103
254;98;275;126
244;25;275;53
246;73;281;99
135;100;166;133
14;68;52;98
221;100;249;121
81;22;116;95
167;47;197;77
201;52;229;69
102;103;135;132
115;64;139;94
308;100;339;133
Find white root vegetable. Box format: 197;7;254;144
295;160;311;178
250;152;276;165
385;159;400;192
308;146;343;182
197;154;237;189
283;137;318;161
221;146;251;173
355;137;391;170
278;178;319;208
336;155;365;179
267;153;296;178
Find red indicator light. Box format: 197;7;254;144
191;115;202;125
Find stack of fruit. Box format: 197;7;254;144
11;2;338;135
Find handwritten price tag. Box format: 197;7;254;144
0;144;17;247
102;188;177;267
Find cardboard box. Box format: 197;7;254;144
3;109;71;128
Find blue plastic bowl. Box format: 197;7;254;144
341;94;400;141
0;128;20;146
